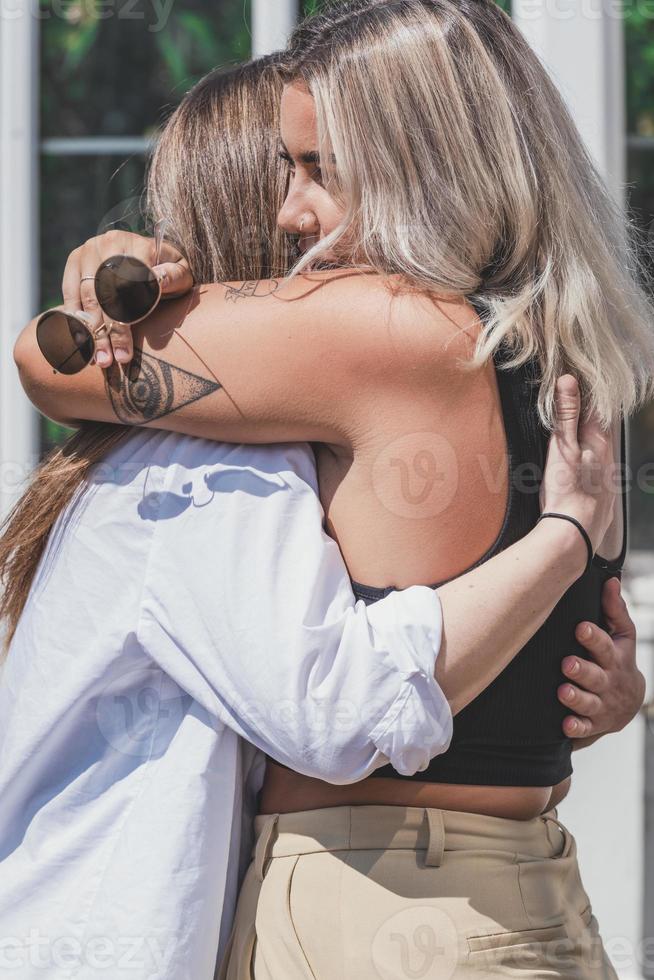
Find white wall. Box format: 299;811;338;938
0;4;40;521
252;0;299;57
512;0;625;199
558;560;653;980
559;560;652;980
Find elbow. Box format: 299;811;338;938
296;757;362;787
13;319;76;427
287;741;376;786
14;318;43;403
13;319;34;377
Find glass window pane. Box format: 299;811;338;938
39;0;251;452
41;0;252;139
40;152;148;308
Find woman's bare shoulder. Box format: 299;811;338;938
269;269;483;360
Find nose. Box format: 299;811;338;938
277;185;319;238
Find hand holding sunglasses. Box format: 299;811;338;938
37;220;195;374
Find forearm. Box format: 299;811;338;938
436;519;587;715
13;279;368;447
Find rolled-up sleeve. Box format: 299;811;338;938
364;588;452;777
136;441;452;784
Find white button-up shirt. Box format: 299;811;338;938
0;430;451;979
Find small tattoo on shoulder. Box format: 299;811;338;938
105;347;222;424
224;279;280;303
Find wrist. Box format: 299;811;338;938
531;518;588;584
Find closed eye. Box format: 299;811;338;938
278;150;294;170
278;150;323;186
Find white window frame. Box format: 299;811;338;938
0;0;294;521
0;5;40;519
252;0;298;57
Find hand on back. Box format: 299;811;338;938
540;375;618;554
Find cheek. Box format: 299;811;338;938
317;194;346;235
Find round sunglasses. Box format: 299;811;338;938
36;220;168;375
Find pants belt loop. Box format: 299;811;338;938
424;808;445;867
542;809;574;859
254;813;279;883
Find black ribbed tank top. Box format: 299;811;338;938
352;339;628;788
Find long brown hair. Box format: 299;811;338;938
0;54;292;655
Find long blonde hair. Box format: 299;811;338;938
280;0;654;429
0;54;293;654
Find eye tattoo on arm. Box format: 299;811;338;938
223;279;280;303
105;347;222;424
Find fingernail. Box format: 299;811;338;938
96;351;110;366
565;659;580;675
569;719;579;733
580;625;592;639
114;348;129;362
564;686;576;701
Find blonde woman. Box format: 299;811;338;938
13;1;651;977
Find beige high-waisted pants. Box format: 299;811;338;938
217;804;617;980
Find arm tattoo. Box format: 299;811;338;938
105;347;222;424
223;279;280;303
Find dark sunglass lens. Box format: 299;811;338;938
36;311;94;375
95;255;160;324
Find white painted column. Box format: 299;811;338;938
511;4;643;976
512;0;626;200
0;0;40;520
251;0;299;57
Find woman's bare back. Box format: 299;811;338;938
313;301;509;590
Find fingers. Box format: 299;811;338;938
108;324;134;366
85;320;132;368
60;231;178;371
62;236;116;368
78;250;107;341
152;259;194;298
562;714;594;739
58;232;190;371
577;403;610;457
558;680;602;718
573;619;615;670
561;654;608;695
552;375;581;449
559;649;609;740
76;249;118;367
602;577;637;639
61;246;83;320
